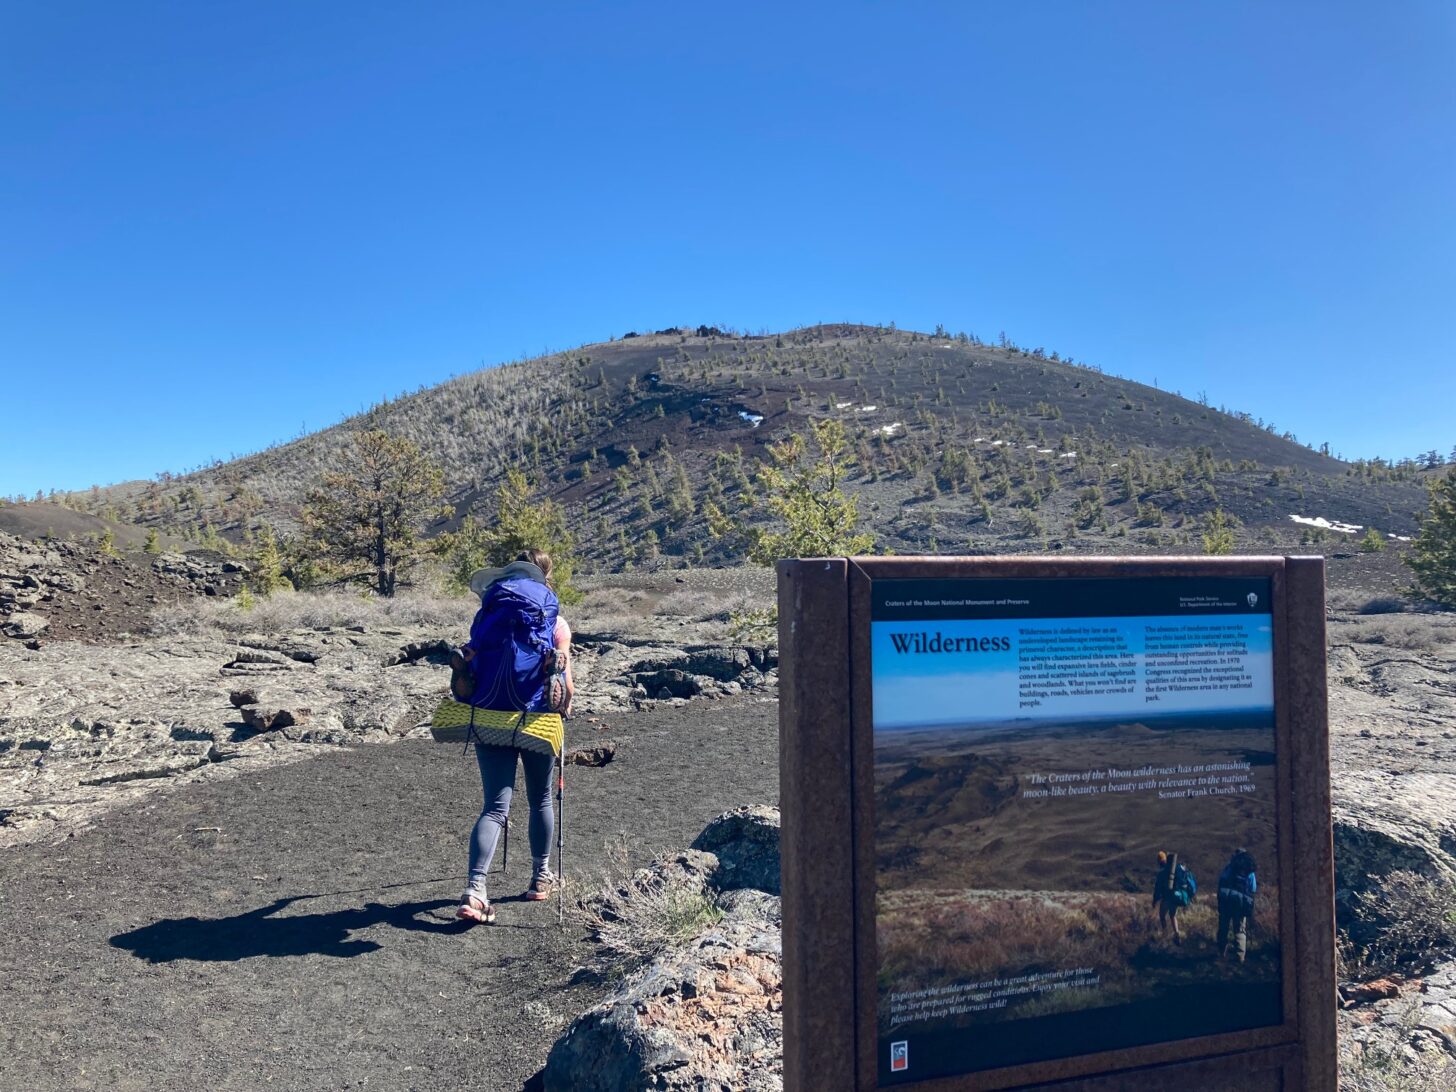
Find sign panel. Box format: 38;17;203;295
870;576;1282;1083
776;556;1336;1092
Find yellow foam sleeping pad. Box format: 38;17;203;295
429;700;563;757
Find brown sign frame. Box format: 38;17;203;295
778;555;1335;1092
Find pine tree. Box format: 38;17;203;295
725;418;876;563
1406;472;1456;607
302;430;448;596
143;529;161;555
1201;509;1235;555
250;526;293;595
441;469;579;603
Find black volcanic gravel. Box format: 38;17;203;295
0;696;778;1092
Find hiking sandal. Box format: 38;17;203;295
456;893;496;924
524;874;555;902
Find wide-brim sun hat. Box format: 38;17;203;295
468;560;545;596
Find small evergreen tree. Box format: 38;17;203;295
1359;527;1386;553
250;526;293;595
711;418;875;563
1406;472;1456;607
143;528;161;555
1201;509;1235;555
441;468;580;603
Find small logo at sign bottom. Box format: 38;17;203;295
890;1041;908;1072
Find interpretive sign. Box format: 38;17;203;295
778;557;1335;1092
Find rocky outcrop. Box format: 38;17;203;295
544;807;783;1092
571;639;778;710
1333;772;1456;896
1326;621;1456;900
149;550;248;594
0;612;48;639
1342;962;1456;1075
0;597;783;848
691;805;782;895
0;535;82;629
0;624;448;846
0;531;244;644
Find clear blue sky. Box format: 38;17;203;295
3;2;1452;497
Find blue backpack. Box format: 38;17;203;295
1220;858;1256;910
1174;863;1197;906
463;576;560;714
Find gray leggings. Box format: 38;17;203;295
467;744;555;898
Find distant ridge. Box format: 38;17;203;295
17;324;1431;567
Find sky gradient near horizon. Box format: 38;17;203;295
2;2;1453;497
872;615;1275;729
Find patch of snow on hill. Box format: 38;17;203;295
1290;514;1362;534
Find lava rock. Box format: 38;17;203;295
567;743;616;767
690;806;781;895
1;612;49;639
228;689;260;709
240;705;310;732
681;647;753;681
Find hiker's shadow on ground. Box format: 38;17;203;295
111;896;475;963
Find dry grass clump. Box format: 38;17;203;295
1341;999;1452;1091
1328;589;1409;615
150;587;469;637
878;884;1283;1031
878;890;1161;1002
1340;1053;1450;1092
655;586;738;621
569;582;741;639
571;842;724;978
1353;616;1453;653
1344;870;1456;976
569;591;661;637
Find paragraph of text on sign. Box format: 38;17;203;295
888;968;1103;1026
1021;762;1255;801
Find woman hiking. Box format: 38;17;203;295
1152;850;1196;944
449;548;574;925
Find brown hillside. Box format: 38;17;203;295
24;325;1431;568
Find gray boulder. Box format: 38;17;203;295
683;646;753;680
1333;771;1456;895
1;612;48;639
240;705;311;732
691;805;781;895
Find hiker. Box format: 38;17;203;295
451;549;574;925
1152;851;1197;944
1216;848;1258;962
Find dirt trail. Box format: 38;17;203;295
0;696;778;1092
